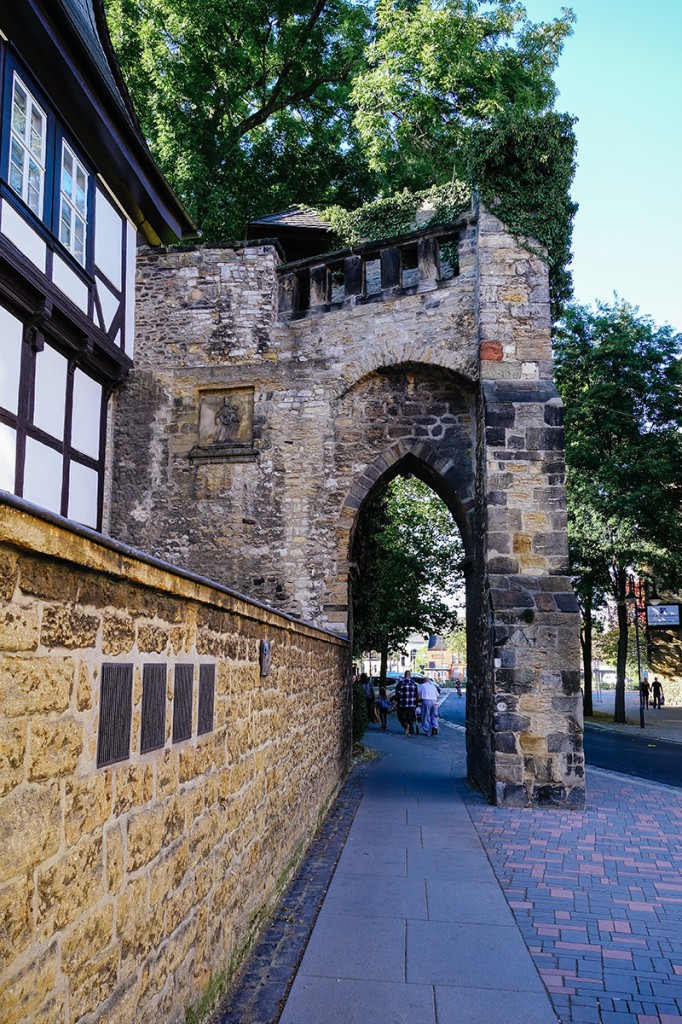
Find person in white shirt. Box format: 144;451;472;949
418;678;440;736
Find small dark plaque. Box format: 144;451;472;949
140;664;167;754
97;663;133;768
198;663;215;735
260;639;271;677
172;663;194;743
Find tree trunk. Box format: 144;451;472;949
614;572;628;723
379;643;388;688
581;600;594;718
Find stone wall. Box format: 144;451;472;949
107;205;584;809
0;496;349;1024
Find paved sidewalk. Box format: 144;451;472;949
279;725;558;1024
218;706;682;1024
587;690;682;746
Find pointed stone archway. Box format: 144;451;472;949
109;205;585;807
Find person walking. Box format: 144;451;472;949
652;677;664;709
418;677;440;736
360;673;376;724
395;669;419;735
377;685;390;730
641;678;650;709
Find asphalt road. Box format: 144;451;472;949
438;691;682;790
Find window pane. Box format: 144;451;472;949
0;423;16;493
23;437;63;514
68;460;99;527
9;140;24;194
74;217;85;263
28;160;42;215
12;83;27;139
60;198;72;249
30;108;44;161
0;305;23;415
75;169;87;216
71;369;101;459
33;344;67;439
62;149;73;198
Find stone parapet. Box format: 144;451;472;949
0;497;349;1024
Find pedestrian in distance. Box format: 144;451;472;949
395;669;419;735
652;677;664;709
377;685;390;730
360;672;375;723
641;678;650;709
418;677;440;735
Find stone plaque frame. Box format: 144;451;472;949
189;387;257;463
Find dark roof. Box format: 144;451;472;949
249;208;331;231
247;207;333;262
4;0;197;244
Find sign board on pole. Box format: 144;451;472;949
646;604;681;627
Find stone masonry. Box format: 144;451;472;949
0;498;348;1024
108;205;584;809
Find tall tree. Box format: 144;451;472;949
554;300;682;723
106;0;577;270
105;0;375;238
352;476;463;683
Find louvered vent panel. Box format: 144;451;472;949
140;664;167;754
97;663;133;767
197;664;215;735
172;663;194;743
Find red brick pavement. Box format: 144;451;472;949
469;769;682;1024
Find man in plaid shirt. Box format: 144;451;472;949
395;670;419;735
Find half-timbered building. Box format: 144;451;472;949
0;0;196;529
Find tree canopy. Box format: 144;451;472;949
105;0;577;298
352;476;463;680
554;299;682;721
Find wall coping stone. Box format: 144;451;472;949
0;493;348;644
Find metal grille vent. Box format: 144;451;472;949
97;663;133;767
172;663;194;743
198;663;215;735
140;664;167;754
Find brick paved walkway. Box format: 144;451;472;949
471;769;682;1024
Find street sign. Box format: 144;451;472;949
646;604;680;627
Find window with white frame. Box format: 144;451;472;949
9;74;46;217
60;141;88;265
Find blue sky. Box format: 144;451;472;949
523;0;682;333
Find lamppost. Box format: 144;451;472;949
625;577;645;729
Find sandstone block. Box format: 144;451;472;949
37;835;104;938
29;719;83;780
93;975;141;1024
137;623;169;653
0;942;59;1024
65;770;113;845
0;872;33;963
69;944;119;1020
0;606;40;652
113;762;154;816
61;902;115;974
0;781;60;882
18;558;79;602
0;719;26;796
0;549;18;600
105;823;124;894
126;803;167;871
41;606;99;649
149;841;189;906
102;614;136;655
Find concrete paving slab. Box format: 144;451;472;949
426;878;517;924
334;842;407;877
406;918;547;992
323;871;428;920
296;912;405;982
407;846;497;882
434;986;560;1023
279;977;436;1024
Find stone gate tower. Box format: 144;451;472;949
108;204;585;808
